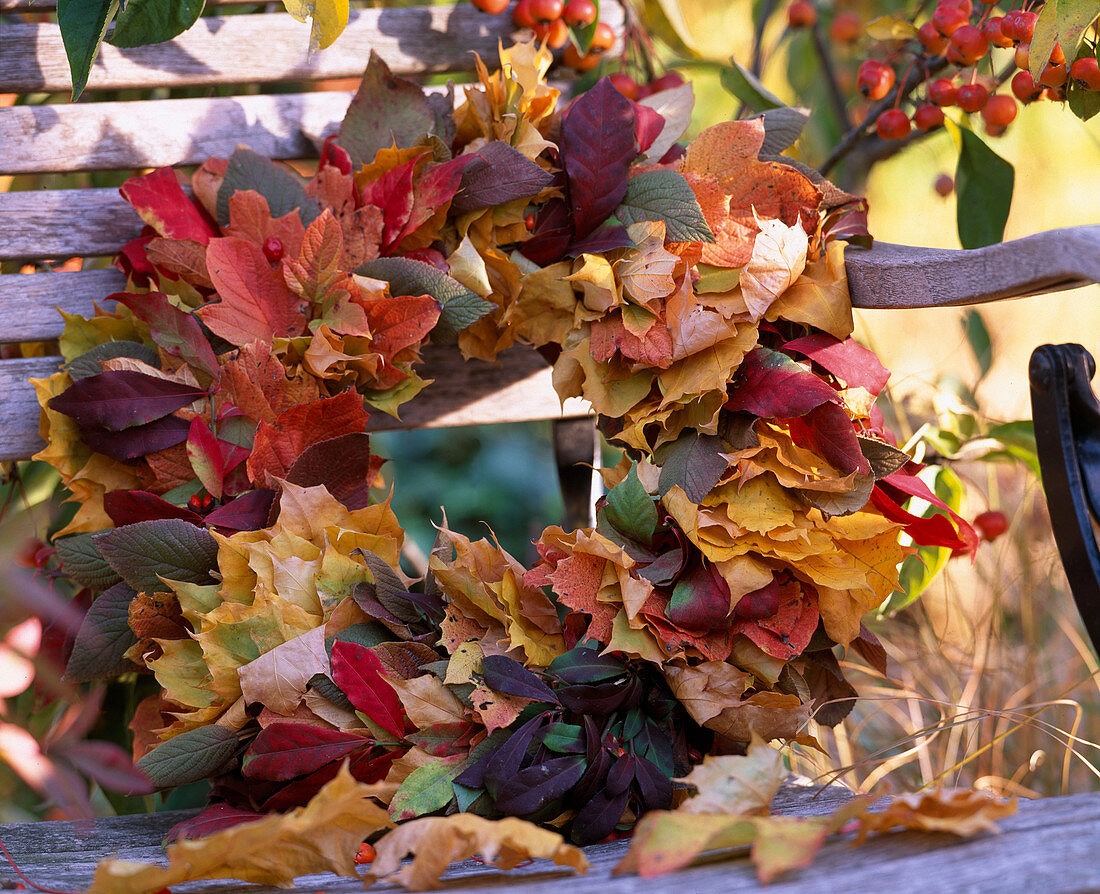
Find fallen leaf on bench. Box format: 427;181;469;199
852;787;1018;841
367;813;589;891
86;764;393;894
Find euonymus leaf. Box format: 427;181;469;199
615;170;715;243
137;725;240;789
955;129;1014;249
481;654;558;704
109;0;205;48
216;147;321;227
602;466;659;546
657;431;727;503
94;518;219;594
355;258;493;343
64;583;139;683
65;341;160;381
58;0;119;100
55;533;124;592
388;758;462;822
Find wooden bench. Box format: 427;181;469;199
2;2;1100;890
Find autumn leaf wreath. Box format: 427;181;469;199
30;41;977;884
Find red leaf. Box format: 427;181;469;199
241;722;369;782
186;417;225;498
562;78;638;239
394;155;468;247
119;168;217;245
872;480;978;552
79;415;191;461
360;156;422;253
357;293;439;384
115;230;157;287
787;403;871;476
203;489;277;533
246;391;370;488
330;640;406;740
725;346;841;418
783;334;891;396
111;292;221;385
630;100;665;155
199;236;307;346
103;490;204;527
166;803;266;842
49;371;206;430
285;432;384;510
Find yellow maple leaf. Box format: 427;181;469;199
87;765;393;894
281;0;349;52
368;814;589;890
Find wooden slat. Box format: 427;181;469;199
0;189;140;262
0;345;591;462
0;91;353;175
2;0;245;9
0;269;124;341
0;3;624;93
0;786;1098;892
845;226;1100;309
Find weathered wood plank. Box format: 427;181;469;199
0;91;353;175
0;189;141;262
845;226;1100;309
0;786;1096;893
0;3;624;94
0;269;124;341
0;346;591;462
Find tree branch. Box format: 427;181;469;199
809;20;852;132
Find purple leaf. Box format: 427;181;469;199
203;489;277;532
103;490;205;527
79;415;191;461
285;432;379;510
568;225;632;257
166;804;266;843
480;654;558;704
492;755;585;817
561;78;638;239
572;787;631;845
520;197;575;266
50;370;206;430
451;141;555;213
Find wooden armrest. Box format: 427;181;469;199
846;225;1100;309
1030;343;1100;652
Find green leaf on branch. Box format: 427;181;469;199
94;518;219;595
64;583;139;683
962;309;992;382
615;170;715;243
137;725;240;789
753;107;810;157
1031;0;1100;84
719;58;783;112
955;129;1014;249
109;0;205;48
355;258;493;343
57;0;120;100
216;147;321;227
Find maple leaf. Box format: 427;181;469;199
200;237;307;347
87;765;392;894
368;814;589;890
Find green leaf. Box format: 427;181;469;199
57;0;120;100
615;170;714;243
1068;61;1100;121
752;106;810;157
64;583;139;683
216;147;321;228
1030;0;1060;84
388;757;462;821
962;309;992;381
567;0;600;53
955;129;1014;249
94;518;219;595
55;533;124;592
355;258;493;343
65;341;160;381
719;58;783;111
602;466;659;546
109;0;205;48
657;432;727;503
136;725;240;789
1032;0;1100;83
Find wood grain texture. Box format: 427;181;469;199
0;269;126;342
0;3;624;94
0;346;591;461
846;226;1100;309
0;784;1096;893
0;189;141;262
0;91;354;175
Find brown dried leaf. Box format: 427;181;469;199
675;734;786;817
855;788;1016;841
237;625;330;715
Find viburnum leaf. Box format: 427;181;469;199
616;170;714;243
64;583;139;683
388;755;463;821
241;721;368;782
858;437;911;480
54;534;123;592
136;725;240;790
330;640;406;740
657;432;727;503
954;128;1014;250
94;518;219;595
201;236;307;346
65;341;160;381
119;167;216;243
238;625;330;715
355;258;493;343
48;370;205;431
112;291;221;385
216;147;320;227
340;50;437;168
561;77;638;240
368;814;588;890
451;141;556;214
546;645;626;685
602;466;659;546
79;415;192;461
282;210;344;303
753;106;810;157
88;765;393;894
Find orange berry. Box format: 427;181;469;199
928;77;958;106
875;108;911;140
1014;43;1030;71
787;0;817;29
981;93;1017;128
918;21;949;55
830;11;862;44
563;43;601;70
982;16;1013;49
513;0;537;27
913;103;945;131
1049;42;1066;65
588;20;615;52
857;59;894;100
533;17;569;47
1011;70;1042;103
470;0;509;13
949;24;988;66
932;3;969;37
562;0;596;27
1040;62;1068;88
1071;56;1100;91
607;71;639;99
528;0;563;23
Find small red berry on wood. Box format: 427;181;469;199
934;173;955;196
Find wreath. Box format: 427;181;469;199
29;41;980;889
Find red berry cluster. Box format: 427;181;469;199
469;0;616;71
824;0;1100;141
606;68;686;101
